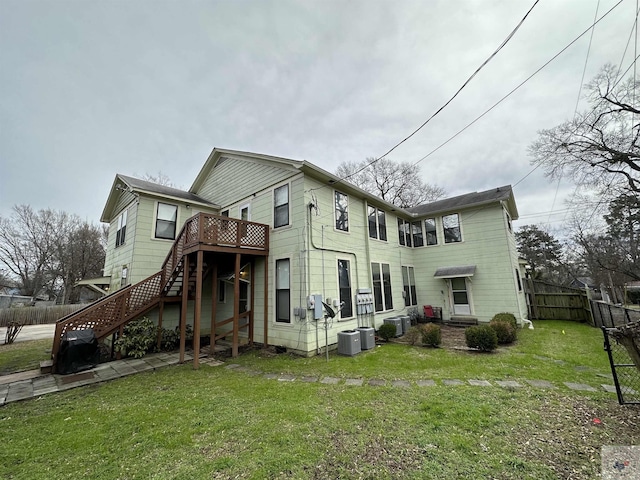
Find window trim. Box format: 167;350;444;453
337;258;353;319
367;204;387;241
154;202;178;240
371;262;394;312
273;183;290;229
115;209;128;248
411;221;424;247
424;217;438;246
442;213;463;244
275;258;291;323
239;203;250;222
334;190;349;233
402;266;418;307
397;218;412;247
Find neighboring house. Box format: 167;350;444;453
54;148;526;365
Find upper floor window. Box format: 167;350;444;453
411;221;424;247
397;219;412;247
155;203;178;240
506;210;512;233
443;213;462;243
115;209;127;247
424;218;438;245
335;191;349;232
368;206;387;241
274;184;289;228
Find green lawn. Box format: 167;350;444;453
1;320;638;479
0;338;51;375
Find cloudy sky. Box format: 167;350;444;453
0;0;635;234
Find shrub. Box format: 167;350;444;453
489;320;517;344
378;323;398;342
491;312;518;329
421;323;442;347
114;317;157;358
159;327;179;351
465;325;498;352
404;326;423;345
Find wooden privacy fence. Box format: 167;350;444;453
0;305;84;327
524;279;592;323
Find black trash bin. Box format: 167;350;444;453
56;329;100;374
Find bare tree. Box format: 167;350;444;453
529;64;639;198
135;171;176;188
0;205;105;302
335;158;445;208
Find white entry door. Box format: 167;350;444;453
450;277;471;315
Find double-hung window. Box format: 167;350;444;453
411;221;424;247
368;206;387;241
402;266;418;306
155;203;178;240
397;219;412;247
443;213;462;243
371;262;393;312
335;191;349;232
115;209;127;247
424;218;437;245
274;185;289;228
337;259;353;318
275;259;290;323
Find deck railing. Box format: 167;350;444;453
52;213;269;363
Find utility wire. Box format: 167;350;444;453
309;0;542;193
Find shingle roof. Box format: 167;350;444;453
118;175;216;206
406;185;514;217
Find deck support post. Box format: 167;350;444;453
193;250;203;369
249;259;255;347
179;254;190;364
263;256;268;349
232;253;241;357
156;300;165;351
210;262;218;354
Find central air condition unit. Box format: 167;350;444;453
383;317;403;337
399;315;411;334
337;330;361;356
356;326;375;350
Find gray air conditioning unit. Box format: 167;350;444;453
399;315;411;334
383;317;403;337
356;326;375;350
337;330;361;356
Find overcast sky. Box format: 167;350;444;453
0;0;635;234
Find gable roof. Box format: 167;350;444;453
406;185;518;219
101;174;218;222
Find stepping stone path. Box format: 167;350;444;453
0;351;624;406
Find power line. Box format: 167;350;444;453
308;0;542;194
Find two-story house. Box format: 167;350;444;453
53;148;526;367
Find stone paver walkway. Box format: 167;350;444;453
0;352;622;406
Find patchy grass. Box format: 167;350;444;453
0;339;51;375
1;320;638;479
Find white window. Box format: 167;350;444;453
424;218;438;246
155;203;178;240
274;185;289;228
506;210;512;233
411;222;424;247
337;259;353;319
275;258;290;323
371;262;393;312
240;204;250;221
397;219;412;247
402;266;417;306
443;213;462;243
368;205;387;241
115;209;127;247
450;277;472;315
335;191;349;232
